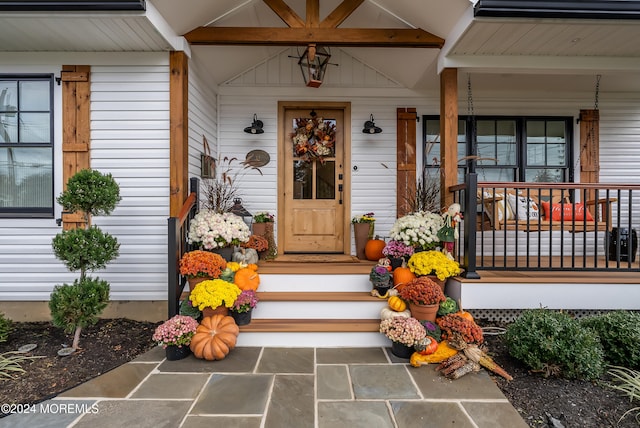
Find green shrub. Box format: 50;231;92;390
52;226;119;279
0;312;12;343
581;310;640;369
49;277;110;350
56;169;121;217
505;308;605;380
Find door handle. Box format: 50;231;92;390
338;184;343;204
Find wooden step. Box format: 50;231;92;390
238;318;380;333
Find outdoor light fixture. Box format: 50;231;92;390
244;114;264;134
230;198;253;227
362;114;382;134
298;44;331;88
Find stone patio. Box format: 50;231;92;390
0;346;528;428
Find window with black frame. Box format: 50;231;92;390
0;75;54;217
422;115;572;185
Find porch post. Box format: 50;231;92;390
169;51;189;217
579;109;600;206
440;67;458;210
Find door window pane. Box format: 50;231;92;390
293;161;312;199
316;161;335;199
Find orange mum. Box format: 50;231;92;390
179;250;226;278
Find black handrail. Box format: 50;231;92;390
167;177;199;318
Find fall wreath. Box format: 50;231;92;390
291;115;336;163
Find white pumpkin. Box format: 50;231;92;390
232;248;259;264
380;307;411;320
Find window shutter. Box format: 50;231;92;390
61;65;91;230
397;108;417;217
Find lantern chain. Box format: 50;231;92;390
594;74;601;110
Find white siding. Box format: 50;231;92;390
0;55;172;301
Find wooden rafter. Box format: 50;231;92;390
183;0;444;48
184;27;444;48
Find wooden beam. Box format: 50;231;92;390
306;0;319;28
263;0;305;28
440;67;458;210
169;51;189;217
184;27;444;48
321;0;365;28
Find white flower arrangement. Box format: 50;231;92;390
188;210;251;249
388;211;444;250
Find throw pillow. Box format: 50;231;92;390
540;201;594;222
507;194;539;221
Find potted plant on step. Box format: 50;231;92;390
352;212;375;260
369;262;392;297
187;211;251;260
229;289;259;326
153;315;199;360
189;279;242;317
179;250;227;291
397;276;447;323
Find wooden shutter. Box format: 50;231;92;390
61;65;91;230
397;108;417;217
169;51;189;217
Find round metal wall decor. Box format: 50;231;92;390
245;150;270;167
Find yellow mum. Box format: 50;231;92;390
407;251;461;280
189;279;242;310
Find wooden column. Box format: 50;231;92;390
61;65;91;230
579;109;600;209
397;107;417;217
170;51;189;217
440;67;458;210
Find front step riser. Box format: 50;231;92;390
236;332;389;347
252;300;386;319
258;274;371;292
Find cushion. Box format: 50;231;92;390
540;202;594;222
479;191;514;225
506;194;539;221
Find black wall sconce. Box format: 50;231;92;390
363;114;382;134
244;114;264;134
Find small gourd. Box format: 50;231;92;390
414;336;439;355
380;307;411;320
232;248;259;265
365;238;386;261
409;341;458;367
387;296;407;312
190;315;240;361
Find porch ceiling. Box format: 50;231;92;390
1;0;640;92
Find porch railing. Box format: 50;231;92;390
452;174;640;278
167;177;199;318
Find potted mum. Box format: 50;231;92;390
407;250;461;282
188;210;251;260
398;276;447;322
179;250;227;291
152;314;199;360
230;289;259;326
388;211;443;251
379;316;427;359
382;240;415;270
189;279;242;317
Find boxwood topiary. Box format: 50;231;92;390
505;308;605;380
581;310;640;369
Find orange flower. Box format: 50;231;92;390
179;250;226;278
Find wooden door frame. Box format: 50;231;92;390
277;101;352;256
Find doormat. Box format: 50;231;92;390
269;254;362;263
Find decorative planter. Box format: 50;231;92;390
390;341;414;359
389;257;404;270
210;246;233;261
353;223;370;260
426;275;446;292
230;309;252;326
202;305;229;318
165;345;191;361
187;276;211;292
409;302;439;323
252;222;268;237
372;280;392;296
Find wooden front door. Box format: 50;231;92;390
280;104;348;253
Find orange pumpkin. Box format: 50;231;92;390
364;239;385;261
456;299;474;322
234;267;260;291
190;315;240;360
392;267;416;291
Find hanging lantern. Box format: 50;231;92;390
298;44;331;88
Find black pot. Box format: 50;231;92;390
165;345;191;361
389;257;404;270
231;309;252;326
391;341;414;359
607;227;638;262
